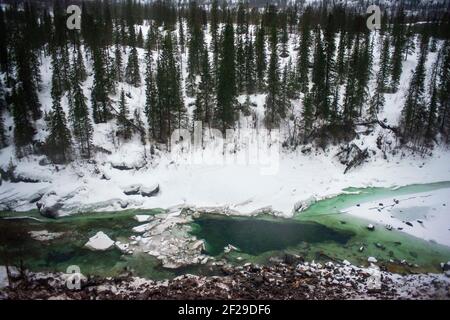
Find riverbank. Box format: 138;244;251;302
2;260;450;300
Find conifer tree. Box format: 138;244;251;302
194;49;214;126
390;8;406;92
438;41;450;141
400;34;429;144
117;89;132;140
264;24;283;130
215;21;236;133
91;48;111;123
45;55;72;163
69;55;93;159
254;23;266;92
297;10;311;93
145;51;158;139
125;45;141;87
0;78;7;148
244;32;256;95
12;86;35;157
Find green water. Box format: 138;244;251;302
190;214;352;256
0;181;450;279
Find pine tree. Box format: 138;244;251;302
12;86;35;157
69;55;93;159
297;10;311;93
136;27;144;48
254;23;266;92
244;32;256;95
45;55;72;163
264;24;283;130
215;21;236;133
155;33;186;144
117;89;132;140
438;41;450;142
134;108;146;146
114;33;123;82
144;51;158;139
369;35;390;119
194;49;214;126
236;35;246;94
0;78;7;148
390;8;407;92
91;48;111;123
311;27;327;120
302;91;314;142
125;45;141;87
400;34;429;144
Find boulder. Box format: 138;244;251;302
367;224;375;231
84;231;114;251
37;201;62;219
367;257;378;263
134;215;151;222
123;184;142;196
140;184;160;197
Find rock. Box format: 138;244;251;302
224;244;239;253
375;243;385;250
367;257;378;263
359;246;365;252
114;241;130;253
29;230;64;241
0;266;9;289
336;143;370;174
123;184;142;196
84;231;114;251
417;220;423;224
284;253;304;265
367;224;375;231
37;201;62;219
385;224;393;231
441;262;450;271
28;192;44;203
342;260;351;266
405;221;413;227
134;215;151;222
140;184;160;197
191;240;205;251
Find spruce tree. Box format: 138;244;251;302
125;45;141;87
438;41;450;142
45;55;72;163
144;51;158;139
12;86;35;157
69;55;93;159
297;10;311;93
400;34;429;144
254;23;266;92
264;24;283;130
194;49;214;126
117;89;132;140
0;78;7;148
390;8;406;92
215;21;236;133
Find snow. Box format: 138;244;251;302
344;187;450;246
84;231;115;251
134;214;151;222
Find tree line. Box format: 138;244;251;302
0;0;449;164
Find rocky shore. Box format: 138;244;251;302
1;261;449;300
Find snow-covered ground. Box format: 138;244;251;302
343;187;450;246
